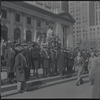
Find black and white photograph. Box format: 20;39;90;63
0;1;100;99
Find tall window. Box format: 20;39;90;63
15;13;20;22
1;9;7;19
1;25;8;41
27;17;31;25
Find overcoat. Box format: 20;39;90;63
41;49;49;69
92;56;100;98
88;57;97;82
31;47;40;69
4;48;15;73
69;52;74;67
50;50;55;67
23;49;31;78
14;52;29;81
57;51;65;73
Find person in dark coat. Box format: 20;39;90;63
4;43;15;83
66;50;71;73
64;50;68;74
69;51;74;73
57;48;65;78
74;51;84;86
22;44;31;79
54;47;59;74
82;51;89;73
49;48;55;75
14;47;29;93
40;46;49;76
47;47;52;76
31;45;40;76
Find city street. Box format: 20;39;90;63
1;1;100;99
2;76;94;99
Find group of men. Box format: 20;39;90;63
1;38;100;84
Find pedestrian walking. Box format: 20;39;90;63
88;51;97;85
92;53;100;98
74;51;84;86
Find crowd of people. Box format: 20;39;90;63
1;37;100;93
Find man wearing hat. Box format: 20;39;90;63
31;43;41;76
14;46;29;93
4;43;15;83
22;43;31;80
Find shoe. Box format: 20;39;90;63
18;90;23;93
76;82;79;86
23;90;28;93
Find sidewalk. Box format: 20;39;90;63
1;72;89;97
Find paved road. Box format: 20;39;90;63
2;77;94;99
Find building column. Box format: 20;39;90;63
55;21;63;47
67;25;73;49
22;13;26;42
9;9;14;41
53;21;56;34
33;18;37;41
31;17;34;42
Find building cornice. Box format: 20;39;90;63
1;1;75;24
2;2;55;22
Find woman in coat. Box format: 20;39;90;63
88;51;97;85
4;44;15;83
92;52;100;98
74;51;84;86
14;47;29;93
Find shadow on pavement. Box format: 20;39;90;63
27;81;44;91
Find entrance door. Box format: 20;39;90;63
14;28;21;41
1;25;8;41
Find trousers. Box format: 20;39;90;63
17;81;26;91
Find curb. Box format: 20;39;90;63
1;73;89;97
